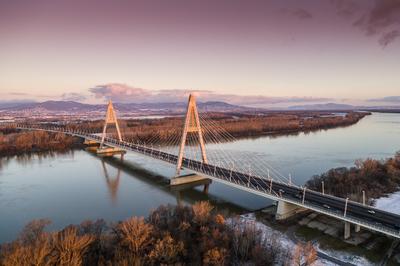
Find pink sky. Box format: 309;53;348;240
0;0;399;106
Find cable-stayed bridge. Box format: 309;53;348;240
7;95;400;240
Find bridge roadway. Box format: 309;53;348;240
17;126;400;239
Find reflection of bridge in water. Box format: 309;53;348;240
10;94;400;240
101;157;122;205
95;152;245;213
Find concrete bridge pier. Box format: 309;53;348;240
355;224;361;233
344;222;361;239
84;139;100;146
203;183;210;194
175;191;182;206
275;201;306;220
170;174;211;194
96;147;126;157
344;222;351;239
84;139;100;152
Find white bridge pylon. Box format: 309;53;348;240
175;94;208;176
100;100;122;148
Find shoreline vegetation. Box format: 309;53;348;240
0;130;83;157
0;111;369;157
69;111;370;143
306;151;400;203
0;202;317;266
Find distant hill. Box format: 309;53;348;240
0;100;37;109
288;103;356;110
6;101;100;112
4;100;400;113
1;100;254;113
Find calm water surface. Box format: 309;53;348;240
1;112;399;242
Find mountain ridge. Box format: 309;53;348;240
0;100;253;113
2;100;400;113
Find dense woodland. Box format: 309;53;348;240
0;130;82;156
306;152;400;202
0;202;317;266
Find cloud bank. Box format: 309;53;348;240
332;0;400;47
291;8;313;19
61;92;87;102
368;96;400;102
89;83;332;106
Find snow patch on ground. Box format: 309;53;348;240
236;213;374;266
238;213;294;250
316;248;374;266
374;190;400;215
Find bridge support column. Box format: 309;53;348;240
170;174;210;186
84;139;99;146
203;183;210;194
170;174;211;194
175;191;182;206
275;201;305;220
96;147;126;157
100;100;122;148
344;222;351;239
96;100;126;156
175;94;208;177
355;224;360;233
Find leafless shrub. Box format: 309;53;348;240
1;219;53;266
18;219;51;245
291;242;318;266
52;226;94;265
117;217;153;256
79;219;107;238
307;151;400;201
192;201;213;224
148;233;185;264
203;247;228;265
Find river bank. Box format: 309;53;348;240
0;203;300;265
0;130;84;157
63;111;370;144
241;212;378;266
305;151;400;203
0;111;369;158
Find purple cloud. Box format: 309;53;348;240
88;83;332;106
292;8;313;19
280;7;313;20
368;96;400;102
61;92;87;102
2;92;55;99
379;30;400;47
330;0;360;18
90;83;152;102
332;0;400;47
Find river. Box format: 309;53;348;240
0;112;399;243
